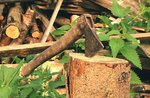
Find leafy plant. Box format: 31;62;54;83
0;59;24;98
97;0;142;69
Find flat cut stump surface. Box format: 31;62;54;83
69;53;130;98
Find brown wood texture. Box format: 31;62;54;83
10;8;35;45
0;34;12;46
69;53;130;98
5;3;22;39
89;0;141;13
110;33;150;40
20;14;88;76
0;42;54;57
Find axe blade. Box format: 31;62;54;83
84;14;104;57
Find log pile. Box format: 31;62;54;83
0;0;150;97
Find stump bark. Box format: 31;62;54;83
69;53;131;98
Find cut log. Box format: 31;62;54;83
10;8;35;45
69;53;130;98
25;36;40;44
5;3;22;39
31;20;41;39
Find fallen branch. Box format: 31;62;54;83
110;33;150;40
41;0;63;42
0;42;54;57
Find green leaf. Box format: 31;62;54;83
98;16;111;26
123;33;139;46
98;34;109;41
0;86;12;98
111;0;130;18
143;12;150;32
60;54;70;64
120;45;142;69
58;25;71;31
109;38;124;57
25;55;34;63
52;29;65;37
107;30;120;36
19;88;33;98
131;70;142;84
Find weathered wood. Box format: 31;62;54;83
69;53;130;98
5;3;22;39
140;43;150;58
10;8;35;45
110;33;150;40
55;17;70;25
89;0;141;13
0;42;54;57
33;8;55;40
41;0;63;42
0;0;36;3
25;36;40;44
31;20;41;39
20;14;92;76
0;34;12;46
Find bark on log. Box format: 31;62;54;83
69;53;130;98
25;36;40;44
0;34;12;46
31;20;41;39
10;8;35;45
5;3;22;39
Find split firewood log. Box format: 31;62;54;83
10;7;35;45
5;3;22;39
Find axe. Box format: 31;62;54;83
20;14;104;76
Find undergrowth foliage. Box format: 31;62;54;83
0;56;66;98
96;0;150;69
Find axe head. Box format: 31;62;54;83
84;14;104;57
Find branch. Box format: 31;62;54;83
41;0;63;42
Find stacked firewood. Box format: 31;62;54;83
0;1;150;97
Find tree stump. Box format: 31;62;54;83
69;53;130;98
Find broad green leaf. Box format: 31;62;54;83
109;38;124;57
123;33;139;46
49;80;65;89
120;45;141;69
0;86;12;98
111;0;130;18
98;16;111;26
19;88;33;98
98;34;109;41
9;60;24;86
107;30;120;36
131;70;142;84
52;29;65;37
58;25;71;31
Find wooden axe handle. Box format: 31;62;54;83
20;14;91;76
